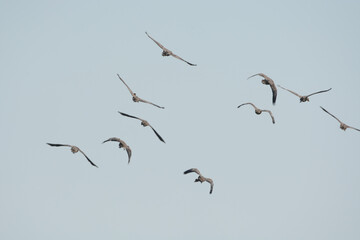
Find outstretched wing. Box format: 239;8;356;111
117;74;135;96
320;106;342;124
277;85;302;98
118;111;143;121
269;81;277;105
170;52;197;66
145;32;167;50
237;102;257;109
137;97;165;109
184;168;201;176
262;110;275;124
307;88;332;97
348;126;360;132
149;125;165;143
78;149;98;168
206;178;214;194
247;73;271;81
102;137;121;144
47;143;72;148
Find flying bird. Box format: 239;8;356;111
145;32;197;66
102;137;132;163
117;74;164;109
278;85;332;103
118;111;165;143
184;168;214;194
247;73;277;105
237;102;275;124
320;106;360;132
46;143;98;167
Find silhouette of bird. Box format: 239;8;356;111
237;102;275;124
117;74;164;109
278;85;331;102
102;137;132;163
247;73;277;105
184;168;214;194
320;106;360;132
145;32;196;66
118;111;165;143
46;143;98;167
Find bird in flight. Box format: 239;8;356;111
145;32;197;66
102;137;132;163
278;85;331;103
184;168;214;194
118;111;165;143
117;74;164;109
46;143;98;168
247;73;277;105
237;102;275;124
320;106;360;132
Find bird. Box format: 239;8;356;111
184;168;214;194
117;74;164;109
46;143;98;168
118;111;165;143
237;102;275;124
102;137;132;163
278;85;331;103
320;106;360;132
247;73;277;105
145;32;197;66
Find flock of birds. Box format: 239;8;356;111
47;32;359;195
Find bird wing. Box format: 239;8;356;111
102;137;121;144
117;74;135;96
170;52;197;66
247;73;269;80
277;85;302;98
137;97;165;109
348;126;360;132
262;110;276;124
47;143;72;148
269;81;277;105
126;147;132;164
306;88;332;97
78;149;98;168
184;168;201;176
320;106;342;124
145;32;167;50
118;111;143;121
205;178;214;194
149;125;165;143
237;102;257;109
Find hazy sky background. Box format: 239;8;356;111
1;0;360;239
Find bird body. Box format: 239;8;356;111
184;168;214;194
248;73;277;105
117;74;164;109
46;143;98;168
102;137;132;163
145;32;196;66
278;85;331;103
237;102;275;124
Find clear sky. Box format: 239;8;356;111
1;0;360;239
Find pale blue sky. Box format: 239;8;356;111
1;0;360;239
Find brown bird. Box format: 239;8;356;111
145;32;197;66
237;102;275;124
278;85;331;103
117;74;164;109
46;143;98;168
118;111;165;143
184;168;214;194
102;137;132;163
247;73;277;105
320;106;360;132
